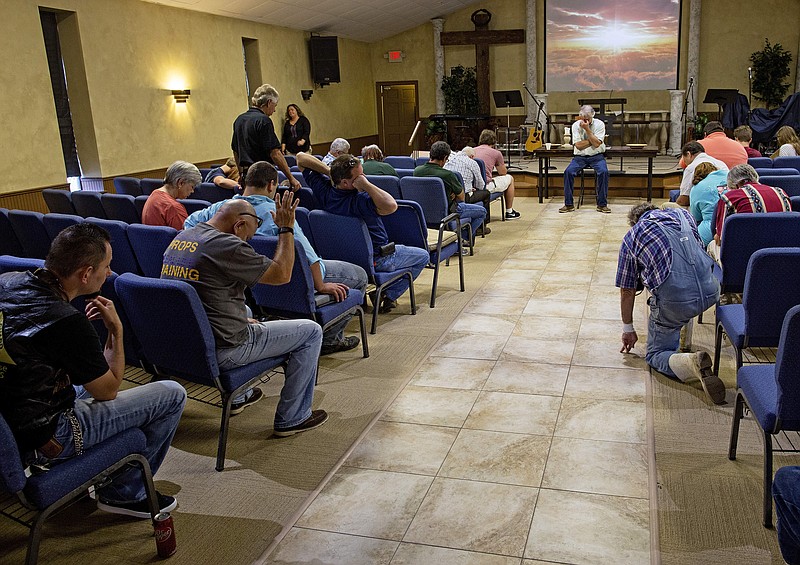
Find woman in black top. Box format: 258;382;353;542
281;104;311;155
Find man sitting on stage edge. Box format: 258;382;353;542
561;105;610;214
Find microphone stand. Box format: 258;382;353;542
747;68;753;123
523;83;550;143
681;78;695;144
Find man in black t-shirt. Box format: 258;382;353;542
0;224;186;519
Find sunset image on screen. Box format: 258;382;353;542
546;0;680;92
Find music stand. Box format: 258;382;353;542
492;90;524;169
703;89;739;122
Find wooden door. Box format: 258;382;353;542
377;82;418;156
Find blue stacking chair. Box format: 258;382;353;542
384;156;415;169
415;156;429;167
284;155;297;167
366;175;402;200
475;158;505;222
0;411;158;565
139;179;162;195
193;182;233;204
101;193;140;224
7;210;51;259
0;255;43;273
291;172;309;187
755;168;799;177
383;200;464;308
309;210;417;334
759;175;800;197
395;168;414;178
114;273;289;471
41;189;77;215
791;196;800;212
714;248;800;375
289;165;301;173
84;218;141;275
126;223;178;278
293;187;320;211
748;157;773;169
179;198;212;216
729;304;800;527
42;213;82;241
400;176;472;254
113;176;143;196
134;195;148;219
277;171;287;184
0;209;23;257
774;156;800;171
294;207;315;250
249;236;368;358
71;191;106;219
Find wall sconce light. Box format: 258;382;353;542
171;89;191;103
301;89;313;101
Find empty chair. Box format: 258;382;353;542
0;209;23;256
179;198;212;215
773;156;800;171
127;223;178;278
748;157;773;169
384;156;415;169
294;207;315;250
728;304;800;527
7;210;51;259
755;168;799;177
101;193;140;224
759;175;800;197
84;217;141;275
113;176;143;197
139;178;162;195
193;182;233;204
0;255;44;273
71;191;107;219
366;175;402;199
42;188;77;215
42;213;83;241
134;194;148;219
395;168;414;178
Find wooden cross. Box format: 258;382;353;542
440;9;525;115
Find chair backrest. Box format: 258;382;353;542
381;200;428;250
474;158;488;183
126;223;178;278
277;171;287;184
399;176;450;228
134;195;148;219
384;156;415;169
719;212;800;293
756;168;799;177
291;171;309;187
0;255;44;274
0;209;23;257
42;188;77;215
743;248;800;342
71;191;107;219
758;175;800;197
101;193;140;224
179;198;212;216
294;207;315;250
193;182;232;204
748;157;773;169
139;178;163;195
792;196;800;212
775;304;800;429
84;217;141;275
415;157;429;167
366;175;402;199
284;155;297;167
198;167;213;179
115;273;219;385
42;213;83;241
113;176;143;197
289;165;301;173
249;236;316;317
395;168;414;178
773;156;800;171
0;410;27;495
294;187;320;210
7;210;51;259
308;210;375;279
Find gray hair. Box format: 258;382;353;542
727;164;759;189
164;160;201;187
430;141;451;161
461;146;476;158
251;84;279;108
627;203;658;227
578;105;595;118
330;138;350;155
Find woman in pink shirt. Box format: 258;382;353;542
141;161;201;230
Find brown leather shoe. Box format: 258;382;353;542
274;410;329;437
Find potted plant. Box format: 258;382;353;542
441;65;480;116
750;39;793;109
693;113;709;140
425;117;447;147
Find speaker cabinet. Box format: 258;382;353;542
309;36;340;85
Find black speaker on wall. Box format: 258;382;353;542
309;36;340;85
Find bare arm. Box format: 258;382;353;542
353;174;397;215
310;260;348;301
258;191;298;285
496;162;508;175
213;176;239;190
619;287;638;353
82;296;125;400
297;152;330;175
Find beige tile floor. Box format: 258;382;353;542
268;198;654;565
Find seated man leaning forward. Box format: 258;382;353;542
162;196;328;436
142;160;201;230
443;145;491;232
474;129;521;219
561;105;610;214
185;161;368;355
0;223;187;519
296;151;430;314
675;141;728;207
617;204;725;405
414;140;487;241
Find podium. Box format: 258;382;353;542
703;89;739;122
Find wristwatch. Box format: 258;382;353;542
277;226;294;235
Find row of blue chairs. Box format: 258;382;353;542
749;156;800;170
112;177;233;203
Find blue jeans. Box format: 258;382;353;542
217;320;322;429
774;466;800;565
456;201;487;239
320;259;367;346
564;154;609;207
42;381;187;503
374;244;430;301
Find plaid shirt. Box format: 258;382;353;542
443;152;485;193
616;208;703;290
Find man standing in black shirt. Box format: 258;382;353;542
232;83;300;191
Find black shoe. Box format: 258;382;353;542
274;410;329;437
320;336;360;355
379;297;398;314
475;226;491;236
230;388;263;415
505;210;521;219
97;491;177;520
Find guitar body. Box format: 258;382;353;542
525;127;543;152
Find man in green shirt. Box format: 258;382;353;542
361;144;398;176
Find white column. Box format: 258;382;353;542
686;0;701;120
431;18;445;115
668;90;685;156
525;0;537;123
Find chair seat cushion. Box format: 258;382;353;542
718;305;746;348
739;364;778;432
24;428;146;509
216;354;289;391
426;229;458;251
316;289;364;328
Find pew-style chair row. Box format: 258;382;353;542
749;156;800;171
112;177;233;204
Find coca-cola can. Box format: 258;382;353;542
153;512;177;558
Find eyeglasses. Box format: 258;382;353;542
239;212;263;227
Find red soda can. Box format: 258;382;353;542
153;512;177;558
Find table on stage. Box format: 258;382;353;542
532;146;659;204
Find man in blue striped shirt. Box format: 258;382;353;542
616;204;725;404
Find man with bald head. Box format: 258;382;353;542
161;194;328;437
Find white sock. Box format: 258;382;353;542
506;208;513;213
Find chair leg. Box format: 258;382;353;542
430;261;440;309
216;393;234;472
735;348;743;372
370;285;384;334
356;308;369;358
407;273;417;315
763;430;774;528
728;392;745;460
578;170;585;209
26;516;45;565
457;241;465;293
713;322;724;376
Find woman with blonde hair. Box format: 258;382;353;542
772;125;800;157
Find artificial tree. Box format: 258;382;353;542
750;39;793;109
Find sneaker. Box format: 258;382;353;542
505;210;521;220
379;297;398;314
230;387;263;415
320;336;360;355
274;410;329;437
559;205;575;213
596;205;612;213
475;226;491;236
97;491;177;520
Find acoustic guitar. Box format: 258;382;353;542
525;126;543;152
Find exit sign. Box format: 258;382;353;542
386;50;404;62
